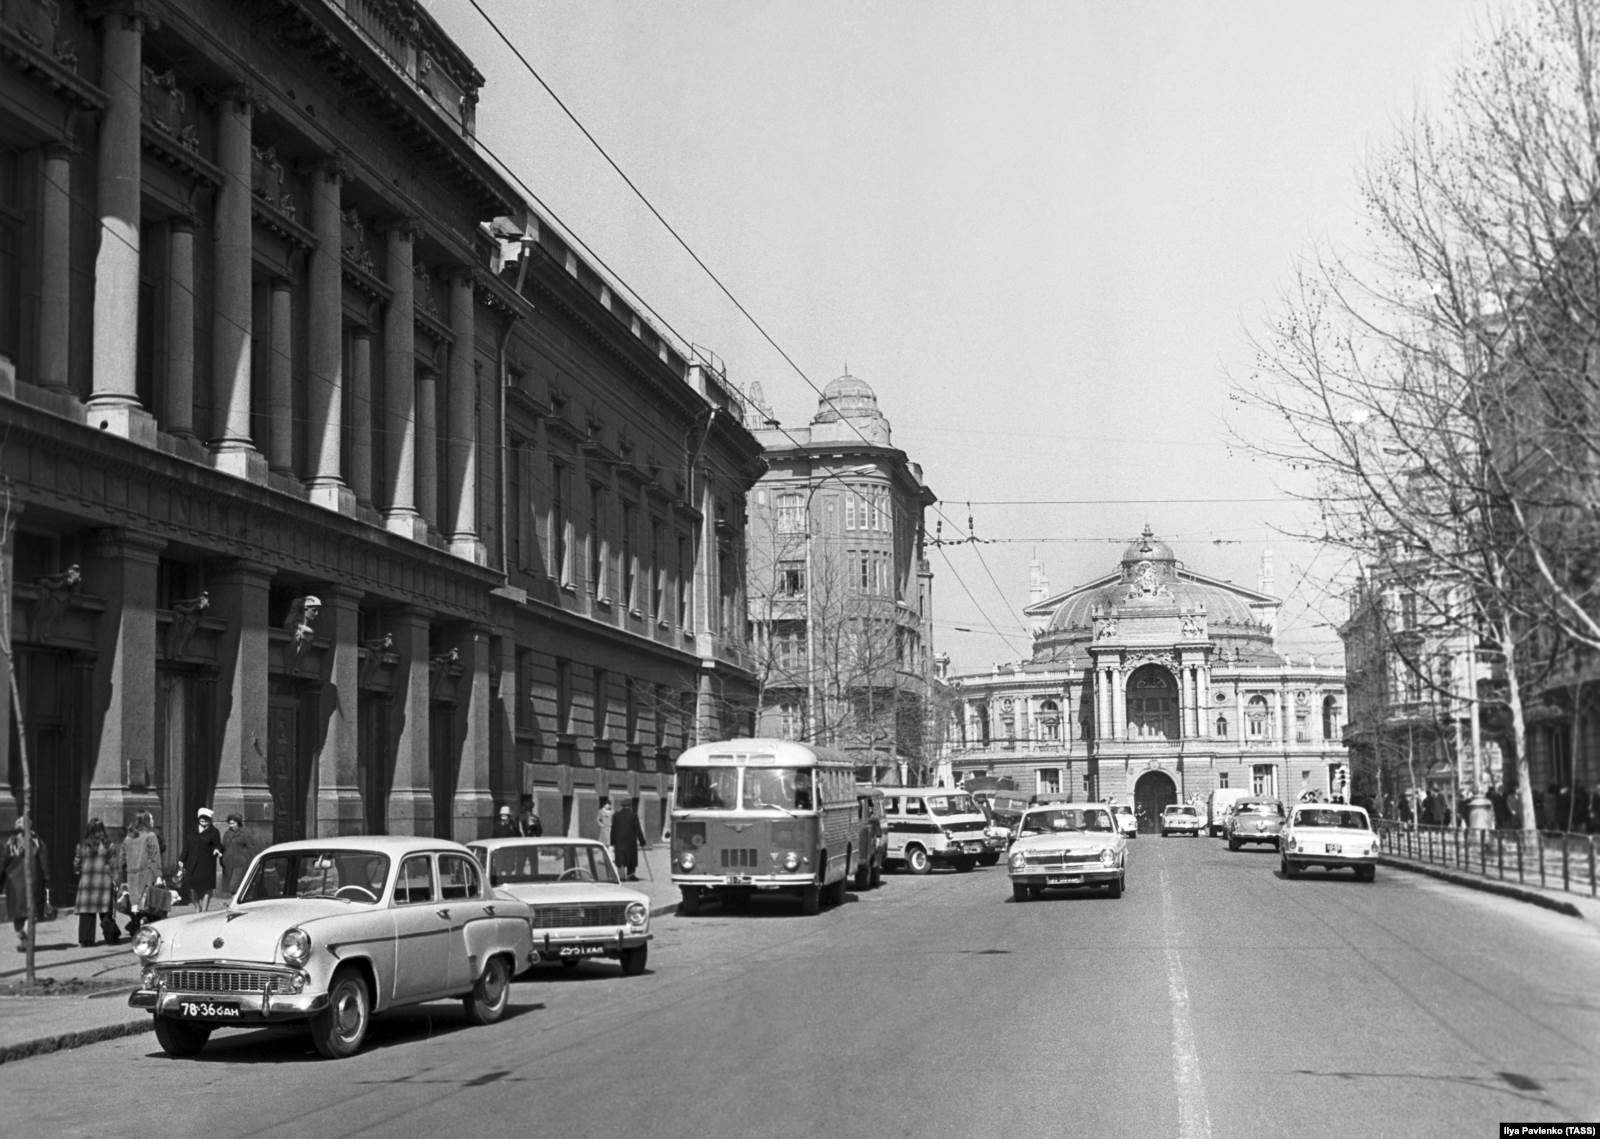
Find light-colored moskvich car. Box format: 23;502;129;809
1007;803;1128;901
1225;797;1286;851
1281;803;1380;882
1160;804;1203;837
129;836;535;1059
467;838;651;976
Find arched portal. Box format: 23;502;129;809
1134;770;1178;833
1126;664;1178;740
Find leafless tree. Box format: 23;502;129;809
0;460;39;982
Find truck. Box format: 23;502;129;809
1206;787;1251;837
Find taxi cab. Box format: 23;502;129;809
1159;804;1203;837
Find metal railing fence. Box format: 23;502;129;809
1376;820;1598;899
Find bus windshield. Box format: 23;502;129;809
676;766;815;811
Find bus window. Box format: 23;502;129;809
678;767;738;809
742;767;814;810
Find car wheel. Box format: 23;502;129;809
824;872;847;906
979;851;1001;867
854;859;871;891
463;955;511;1025
1012;882;1030;903
619;945;648;976
678;886;700;916
904;846;931;875
1106;873;1123;899
800;881;821;915
1357;865;1376;883
153;1017;211;1058
868;858;883;889
311;968;370;1059
952;856;977;873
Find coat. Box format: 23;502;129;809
2;834;50;920
219;827;258;894
121;830;162;906
609;805;646;869
72;835;119;914
180;823;223;892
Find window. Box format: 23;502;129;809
555;659;573;736
1252;764;1275;797
777;492;805;534
1246;695;1269;738
778;560;805;597
650;520;664;620
1037;768;1061;794
588;484;608;597
778;702;801;739
1216;714;1229;737
1320;697;1338;741
551;462;572;585
678;535;693;628
1219;771;1230;789
1295;713;1310;743
395;855;436;905
515;648;533;734
594;668;610;740
439;854;480;900
620;501;636;608
1039;700;1061;741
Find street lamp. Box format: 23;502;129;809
804;463;877;746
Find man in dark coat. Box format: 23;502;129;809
492;806;518;837
2;818;50;952
179;807;224;911
517;794;542;837
609;800;647;881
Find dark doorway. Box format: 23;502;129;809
357;693;392;834
1134;770;1178;833
430;703;458;839
267;686;312;844
11;650;84;905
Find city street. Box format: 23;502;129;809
4;839;1597;1138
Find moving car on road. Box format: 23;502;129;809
129;836;534;1059
1281;803;1380;882
468;837;651;976
1007;803;1128;901
879;786;991;874
1160;804;1203;837
1109;802;1139;839
1207;787;1251;836
1225;798;1286;850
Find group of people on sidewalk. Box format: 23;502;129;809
0;806;260;953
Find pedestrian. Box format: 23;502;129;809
1;817;49;952
609;799;647;882
121;811;162;936
218;812;257;906
595;799;614;845
72;818;122;947
493;805;518;837
178;807;223;911
517;794;543;837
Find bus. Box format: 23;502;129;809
670;738;858;916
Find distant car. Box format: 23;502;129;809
1007;803;1128;901
1110;803;1139;839
1281;803;1379;882
1160;804;1203;837
1226;798;1286;850
468;837;651;976
129;836;534;1059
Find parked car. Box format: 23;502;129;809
1160;804;1203;837
468;837;651;975
1281;803;1380;882
1109;802;1139;839
1007;803;1128;901
1225;798;1286;850
129;836;534;1059
853;785;888;890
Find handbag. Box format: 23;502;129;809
40;889;58;923
142;879;171;918
116;885;133;915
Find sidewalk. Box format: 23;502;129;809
1379;851;1600;931
0;845;680;1065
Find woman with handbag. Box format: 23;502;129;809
72;818;121;947
2;817;50;952
121;811;163;935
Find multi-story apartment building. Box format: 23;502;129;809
942;529;1348;826
746;373;937;781
0;0;762;904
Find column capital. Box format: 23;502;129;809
304;155;348;185
202;83;259;116
382;216;421;241
88;527;167;562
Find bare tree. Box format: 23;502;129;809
0;463;39;982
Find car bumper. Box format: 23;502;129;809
1163;824;1201;834
532;930;651;961
1009;867;1120;887
129;986;329;1021
932;842;987;863
1283;853;1377;870
1231;830;1281;843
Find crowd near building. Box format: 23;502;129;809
941;528;1349;826
0;0;767;905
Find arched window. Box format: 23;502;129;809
1039;699;1060;741
1321;695;1340;740
1246;695;1270;738
1127;665;1177;740
1215;714;1229;737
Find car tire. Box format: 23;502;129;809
678;886;700;916
979;851;1001;867
1281;858;1297;879
854;858;871;891
153;1017;211;1059
869;858;883;889
619;945;648;976
311;968;370;1059
824;872;848;906
800;881;821;915
464;955;511;1025
952;856;977;873
904;846;931;875
1227;836;1239;851
1013;882;1030;903
1356;865;1376;883
1106;873;1123;899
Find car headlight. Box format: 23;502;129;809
1008;852;1026;871
1098;848;1116;866
625;902;648;926
781;851;801;871
677;851;696;871
279;928;311;967
133;926;162;960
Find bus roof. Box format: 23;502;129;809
674;738;853;769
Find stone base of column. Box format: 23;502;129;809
314;789;367;838
210;442;268;482
385;509;430;543
84;399;157;445
448;535;487;565
385;788;436;836
452;790;496;843
308;478;357;515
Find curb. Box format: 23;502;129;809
0;1017;152;1066
1379;855;1587;920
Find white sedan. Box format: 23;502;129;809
1281;804;1380;882
1160;804;1203;836
468;838;652;976
129;836;534;1059
1007;804;1128;901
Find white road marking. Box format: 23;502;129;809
1161;865;1213;1139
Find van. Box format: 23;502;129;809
1206;787;1251;837
877;786;991;874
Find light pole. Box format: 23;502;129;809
803;463;875;747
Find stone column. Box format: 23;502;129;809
164;219;197;438
350;329;374;508
446;271;482;562
314;587;364;837
383;223;425;539
416;364;438;530
209;89;263;478
39;142;72;393
386;607;434;834
87;10;155;442
1112;665;1127;742
211;561;274;822
307;161;352;512
452;625;494;839
85;530;165;824
267;277;294;475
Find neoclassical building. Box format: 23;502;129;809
942;528;1348;826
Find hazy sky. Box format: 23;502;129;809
428;0;1489;673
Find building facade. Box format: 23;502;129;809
0;0;762;905
942;528;1348;826
746;373;938;781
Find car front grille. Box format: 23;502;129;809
1019;851;1105;869
156;966;290;994
532;904;627;929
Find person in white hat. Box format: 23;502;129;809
177;807;223;911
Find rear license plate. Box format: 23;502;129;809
1046;875;1084;885
556;945;607;958
178;1000;241;1019
1326;844;1342;855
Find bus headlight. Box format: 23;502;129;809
677;851;696;871
781;851;801;871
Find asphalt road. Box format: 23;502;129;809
7;837;1598;1139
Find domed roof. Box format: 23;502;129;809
1121;523;1175;565
813;371;879;423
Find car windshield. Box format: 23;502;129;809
741;767;814;810
1292;808;1371;830
237;849;391;903
479;843;619;885
1018;808;1115;835
1239;802;1285;816
925;794;980;817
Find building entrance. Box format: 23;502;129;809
1134;770;1178;833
